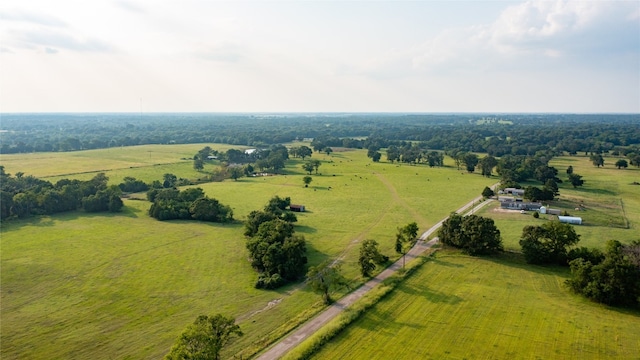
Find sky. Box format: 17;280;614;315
1;0;639;113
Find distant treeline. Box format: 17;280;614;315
1;113;639;156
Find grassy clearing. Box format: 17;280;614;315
1;146;495;359
477;155;640;251
311;251;640;360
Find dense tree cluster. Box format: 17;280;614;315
147;187;233;222
244;196;297;237
438;214;503;255
2;114;638;159
519;222;580;265
566;240;640;307
245;196;307;289
0;168;122;220
118;176;150;193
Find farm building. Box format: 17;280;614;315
558;216;582;225
500;200;542;211
244;148;257;155
289;204;305;212
539;206;561;215
503;188;525;196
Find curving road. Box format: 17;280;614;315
255;189;497;360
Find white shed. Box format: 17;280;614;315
558;216;582;225
539;206;547;214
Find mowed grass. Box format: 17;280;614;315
477;155;640;251
312;251;640;360
1;146;495;359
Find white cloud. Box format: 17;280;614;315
0;1;637;112
0;9;67;27
113;0;146;14
9;28;114;53
412;0;639;71
196;42;244;63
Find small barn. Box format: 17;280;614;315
289;204;305;212
558;216;582;225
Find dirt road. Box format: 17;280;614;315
255;193;496;360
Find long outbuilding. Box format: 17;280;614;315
558;216;582;225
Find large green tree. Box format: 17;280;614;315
302;161;315;175
568;173;585;188
615;159;628;169
589;153;604;167
462;153;479;173
307;261;349;304
165;314;243;360
298;145;312;159
395;222;419;268
358;239;389;277
519;221;580;265
438;214;502;255
479;155;498;177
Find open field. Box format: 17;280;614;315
311;251;640;360
477;155;640;251
1;145;495;359
0;144;241;184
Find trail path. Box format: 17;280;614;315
255;187;497;360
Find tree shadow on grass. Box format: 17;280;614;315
572;187;617;196
431;258;465;268
0;206;143;232
353;308;426;334
397;283;464;305
0;216;56;232
479;252;571;278
294;225;317;234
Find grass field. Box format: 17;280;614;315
0;144;241;184
311;251;640;360
477;155;640;251
1;145;495;359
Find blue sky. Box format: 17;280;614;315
1;0;639;113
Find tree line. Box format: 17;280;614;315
0;167;123;220
2;114;639;159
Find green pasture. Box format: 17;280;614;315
0;144;240;184
1;146;495;359
477;155;639;251
311;251;640;360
